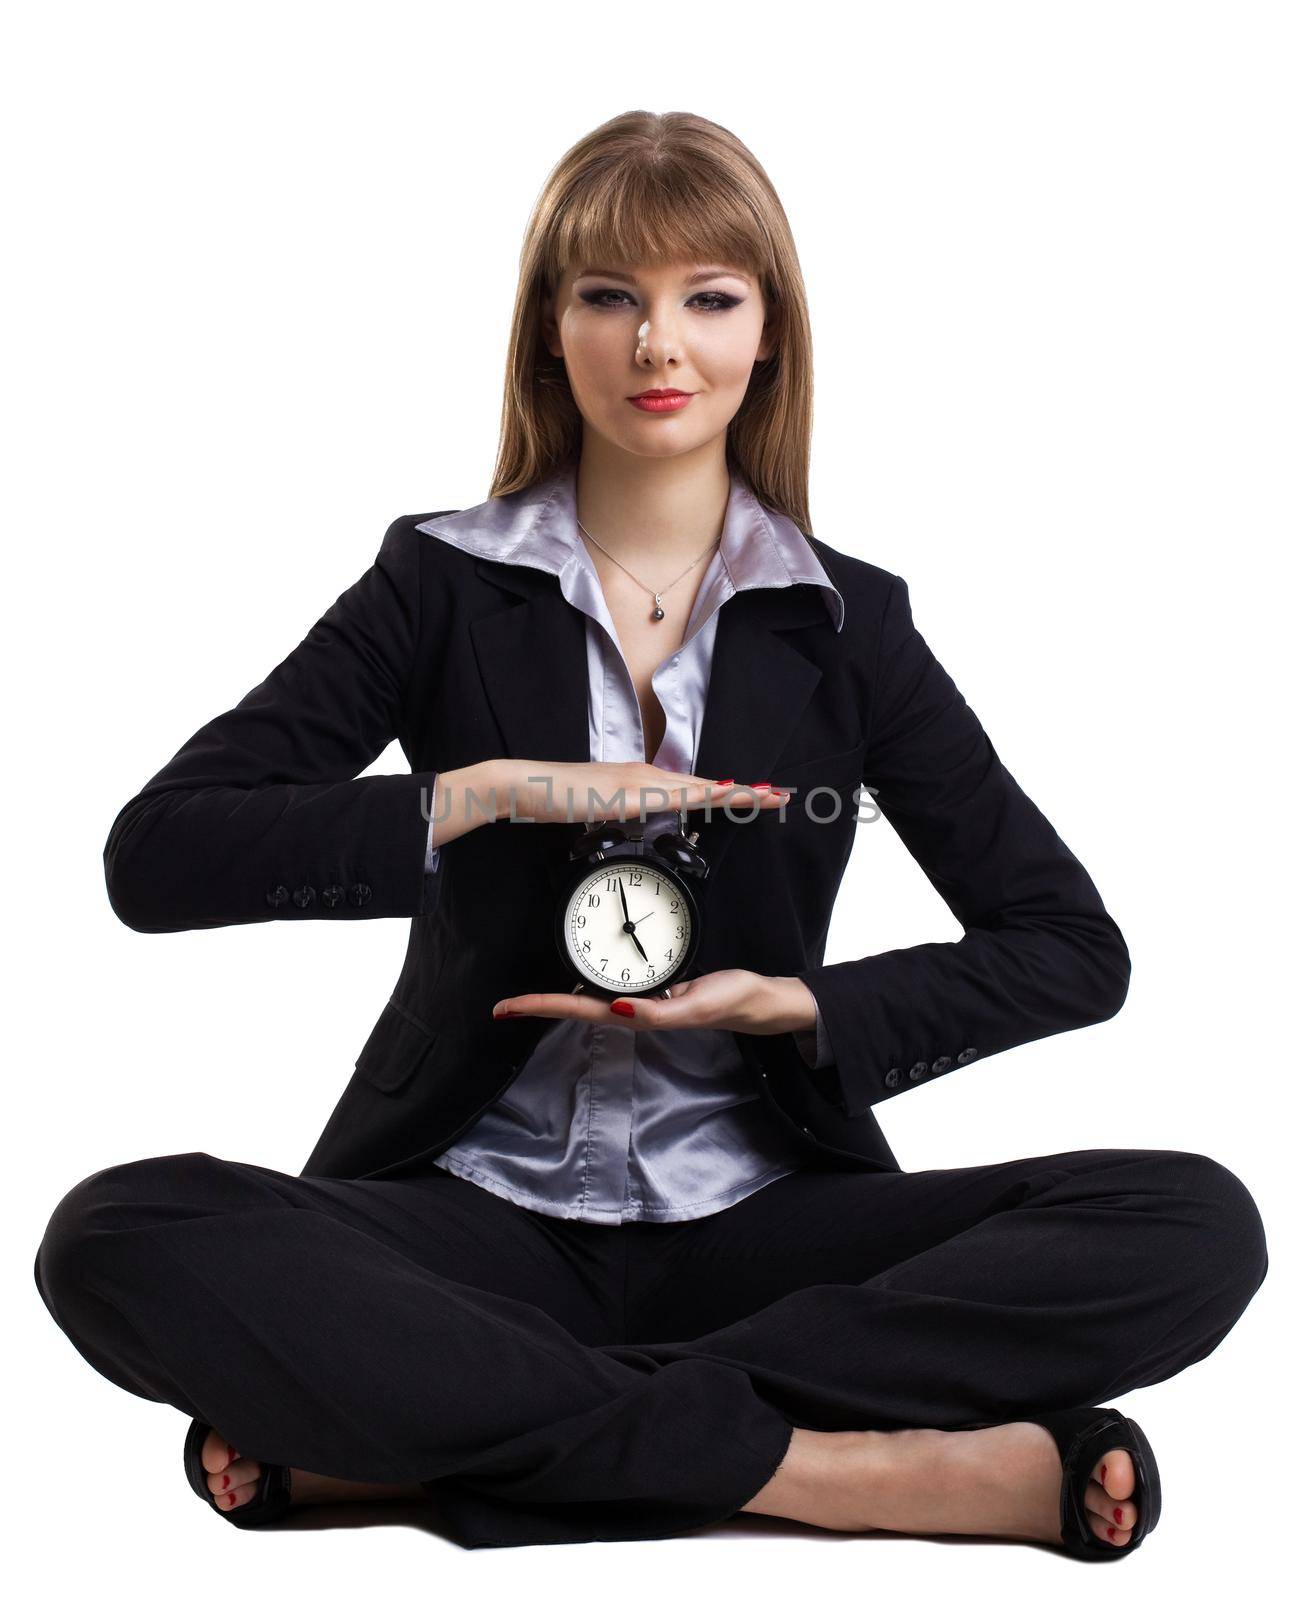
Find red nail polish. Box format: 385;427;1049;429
752;782;771;789
221;1474;230;1489
610;1000;635;1017
1099;1464;1107;1483
1113;1507;1123;1523
1105;1525;1117;1541
227;1492;237;1508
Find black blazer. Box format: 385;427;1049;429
103;505;1131;1181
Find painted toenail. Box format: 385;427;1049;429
1100;1463;1107;1483
221;1474;229;1489
1113;1506;1123;1523
1105;1524;1117;1540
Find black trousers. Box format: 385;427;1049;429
33;1143;1268;1548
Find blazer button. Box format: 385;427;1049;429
291;885;316;910
909;1060;929;1080
932;1055;952;1074
321;884;345;909
957;1046;978;1065
265;884;290;909
348;882;372;907
884;1067;903;1089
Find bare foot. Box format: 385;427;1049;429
742;1422;1140;1551
200;1427;426;1513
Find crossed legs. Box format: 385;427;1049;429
33;1144;1268;1548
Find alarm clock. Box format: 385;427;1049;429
553;818;710;1000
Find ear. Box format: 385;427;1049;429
756;295;783;363
539;289;563;360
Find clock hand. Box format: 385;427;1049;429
615;876;651;963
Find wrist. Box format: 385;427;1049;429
766;974;818;1033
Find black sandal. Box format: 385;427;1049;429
183;1417;293;1528
950;1404;1161;1560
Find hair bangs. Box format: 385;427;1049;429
546;164;769;290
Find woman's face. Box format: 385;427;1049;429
542;259;777;461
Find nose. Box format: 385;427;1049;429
635;313;684;365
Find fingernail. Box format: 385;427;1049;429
715;778;735;785
751;782;771;790
610;1000;635;1017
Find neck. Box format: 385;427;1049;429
572;438;732;572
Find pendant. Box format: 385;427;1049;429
652;592;665;621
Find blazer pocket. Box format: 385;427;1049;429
768;739;866;791
354;999;442;1095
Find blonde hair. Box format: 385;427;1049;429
489;110;817;538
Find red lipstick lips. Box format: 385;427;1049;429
628;388;694;413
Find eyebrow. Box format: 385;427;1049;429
574;267;751;287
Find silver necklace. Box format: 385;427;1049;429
575;518;721;621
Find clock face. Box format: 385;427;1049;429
562;860;694;993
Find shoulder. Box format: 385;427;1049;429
374;507;514;633
805;531;901;596
804;533;908;650
376;509;481;589
379;509;460;555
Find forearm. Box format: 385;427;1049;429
429;760;508;848
106;770;438;933
796;910;1130;1116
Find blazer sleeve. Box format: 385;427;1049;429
103;517;441;933
792;574;1131;1119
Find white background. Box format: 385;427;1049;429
4;1;1287;1593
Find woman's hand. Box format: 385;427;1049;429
492;758;790;826
492;970;817;1037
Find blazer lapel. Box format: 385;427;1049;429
469;555;826;882
470;560;591;768
690;583;825;878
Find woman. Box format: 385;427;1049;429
34;109;1267;1559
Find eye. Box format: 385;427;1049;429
578;289;742;313
579;288;633;309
